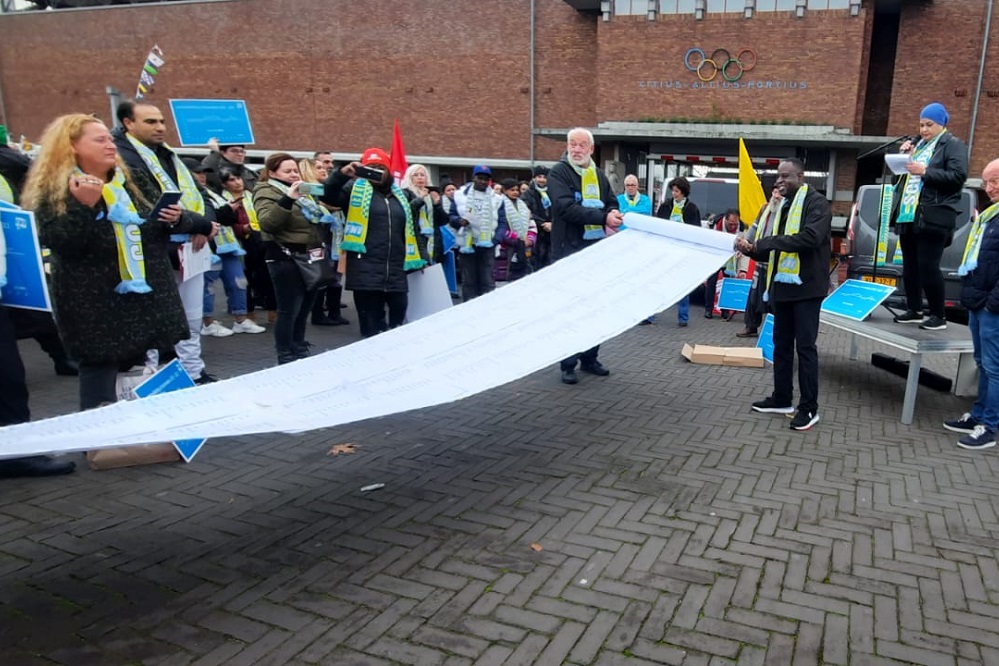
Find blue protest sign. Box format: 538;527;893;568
756;313;775;364
169;99;255;146
133;359;207;462
821;279;896;321
1;207;51;311
717;278;751;312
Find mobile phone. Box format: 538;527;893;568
298;182;325;197
426;185;441;194
149;190;182;221
354;165;386;182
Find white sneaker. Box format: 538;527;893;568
200;321;234;337
231;319;266;334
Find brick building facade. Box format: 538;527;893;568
0;0;996;205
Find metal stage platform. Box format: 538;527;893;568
820;309;976;425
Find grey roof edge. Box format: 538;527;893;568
536;122;901;149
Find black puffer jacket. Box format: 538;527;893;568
547;157;619;261
891;131;968;236
747;186;832;303
322;171;419;293
960;214;999;313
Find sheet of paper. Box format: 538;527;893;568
0;214;737;458
884;153;911;176
406;263;453;321
180;242;213;281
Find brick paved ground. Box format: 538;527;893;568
1;291;995;666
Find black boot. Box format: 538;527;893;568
292;341;312;360
276;347;297;365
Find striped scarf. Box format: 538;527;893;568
669;199;686;222
897;131;945;224
503;197;531;239
459;185;497;254
224;190;260;231
204;188;244;256
266;180;334;225
77;166;151;295
125;134;203;216
959;200;999;276
764;184;810;301
342;178;425;271
877;184;904;265
570;161;605;240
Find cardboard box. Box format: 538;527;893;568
682;343;764;368
86;443;181;470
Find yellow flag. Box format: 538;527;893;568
738;138;767;226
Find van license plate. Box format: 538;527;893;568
861;275;896;287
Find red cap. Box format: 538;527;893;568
360;147;390;167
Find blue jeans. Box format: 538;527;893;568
677;295;690;323
203;253;248;316
969;309;999;430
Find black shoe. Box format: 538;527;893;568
580;361;610;377
561;369;579;385
790;409;820;431
329;316;350;326
678;321;688;327
919;315;947;331
0;455;76;479
293;342;312;360
704;311;714;319
311;316;338;326
893;310;924;324
638;319;653;326
340;303;348;309
54;358;79;376
736;328;758;338
944;412;980;434
194;371;219;385
751;396;795;414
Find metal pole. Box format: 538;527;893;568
968;0;994;162
529;0;535;166
106;86;121;128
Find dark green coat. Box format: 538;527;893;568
36;176;195;365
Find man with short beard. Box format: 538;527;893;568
547;127;623;385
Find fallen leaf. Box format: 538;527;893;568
329;443;358;456
530;543;543;552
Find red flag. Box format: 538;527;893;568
389;119;409;185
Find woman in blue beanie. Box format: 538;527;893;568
890;102;968;330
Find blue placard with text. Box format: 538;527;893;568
821;279;896;321
133;359;207;462
756;313;775;364
717;278;751;312
1;206;51;311
169;99;255;146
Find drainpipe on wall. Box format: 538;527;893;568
529;0;536;166
968;0;994;162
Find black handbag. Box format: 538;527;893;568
286;246;334;291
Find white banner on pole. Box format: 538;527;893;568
0;214;737;458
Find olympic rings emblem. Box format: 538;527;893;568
684;47;757;82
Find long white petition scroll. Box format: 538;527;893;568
0;214;737;458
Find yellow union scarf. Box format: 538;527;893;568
959;200;999;276
670;199;685;222
125;134;204;216
764;184;809;300
0;173;14;204
77;167;152;294
342;178;426;271
223;190;261;231
570;161;605;240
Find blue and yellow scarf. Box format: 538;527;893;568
959;200;999;276
342;178;425;271
764;184;810;301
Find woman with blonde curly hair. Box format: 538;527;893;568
23;114;213;410
400;163;449;264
